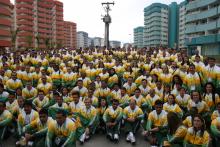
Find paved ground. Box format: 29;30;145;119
3;130;149;147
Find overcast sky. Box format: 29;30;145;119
11;0;183;44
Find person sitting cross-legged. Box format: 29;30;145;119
123;98;144;144
78;98;98;144
143;100;168;146
103;98;123;142
24;109;52;147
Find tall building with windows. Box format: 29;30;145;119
64;21;77;49
77;31;89;49
144;3;169;47
110;41;121;48
169;2;179;48
134;26;144;48
0;0;12;48
185;0;220;56
178;1;187;49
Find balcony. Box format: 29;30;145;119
0;29;10;36
0;18;11;26
16;3;33;10
186;0;217;11
0;7;11;16
186;7;218;23
186;34;220;45
17;15;34;21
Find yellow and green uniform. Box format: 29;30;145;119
123;106;143;133
0;110;12;140
32;96;49;111
6;100;19;115
51;71;62;88
139;85;150;97
123;83;137;96
37;83;52;95
72;86;88;99
211;110;220;121
17;109;39;136
108;74;118;88
119;94;130;108
164;125;187;147
78;106;98;134
184;72;202;92
69;101;85;116
24;117;53;146
184;127;209;146
187;100;210;114
94;88;112;104
146;94;162;110
62;72;78;88
6;79;23;92
175;94;190;109
146;110;168;145
211;117;220;144
103;106;123;134
22;87;38;101
203;93;220;111
159;73;172;85
46;118;76;147
202;65;220;87
163;103;183;118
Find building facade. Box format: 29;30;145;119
93;37;102;47
77;31;89;49
13;0;69;49
134;26;144;48
144;3;169;47
185;0;220;56
178;1;187;49
64;21;77;49
169;2;179;48
110;41;121;48
0;0;12;48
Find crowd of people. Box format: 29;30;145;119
0;47;219;147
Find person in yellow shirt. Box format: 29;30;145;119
0;101;12;141
143;100;168;146
46;110;76;147
6;93;19;116
23;109;51;147
22;81;38;101
103;99;123;142
94;81;112;105
6;72;23;93
211;102;220;121
203;82;220;112
123;99;143;144
211;116;220;146
37;76;52;95
145;89;162;112
123;77;137;96
71;80;88;99
163;94;183;118
78;98;98;143
32;90;49;112
184;114;210;146
17;101;39;137
108;68;119;88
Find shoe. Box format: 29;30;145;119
113;134;119;141
126;133;131;142
107;133;112;140
79;133;86;143
130;132;136;144
85;135;90;140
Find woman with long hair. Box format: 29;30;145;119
203;82;220;112
164;112;187;147
184;114;210;146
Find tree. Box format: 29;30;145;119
26;35;33;49
10;28;19;51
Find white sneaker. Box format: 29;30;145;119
79;133;86;143
107;133;113;140
130;132;136;143
126;133;131;142
114;134;119;140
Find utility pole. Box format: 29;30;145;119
101;2;114;49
